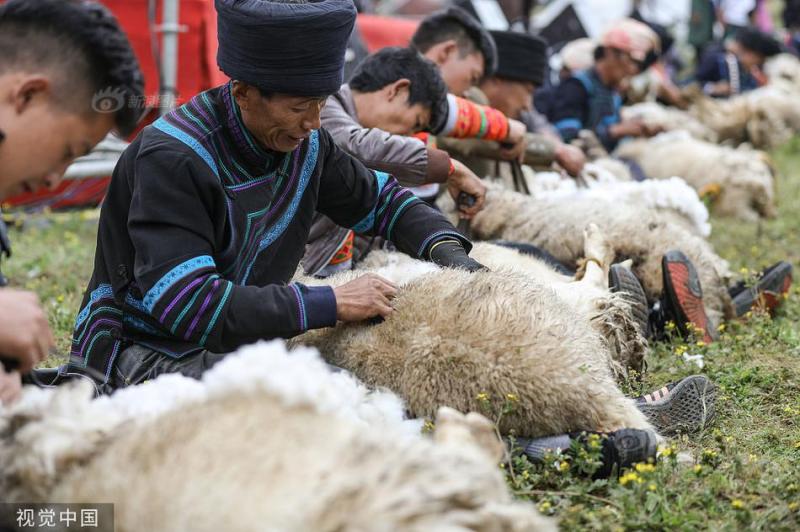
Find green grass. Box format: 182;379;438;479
3;139;800;529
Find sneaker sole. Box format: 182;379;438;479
638;375;716;435
734;262;793;317
609;264;650;338
662;251;716;344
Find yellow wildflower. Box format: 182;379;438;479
505;393;519;403
717;323;726;333
693;465;703;474
619;472;640;486
635;463;656;474
696;341;706;348
731;499;745;510
648;483;657;492
789;502;799;512
538;501;552;512
558;461;570;472
476;393;490;402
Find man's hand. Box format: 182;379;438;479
642;123;664;137
0;369;21;406
447;159;486;219
499;119;527;162
333;273;398;322
609;120;648;139
706;81;731;97
0;289;53;373
554;143;586;177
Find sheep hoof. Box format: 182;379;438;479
434;407;504;462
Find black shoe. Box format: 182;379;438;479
658;251;716;344
730;261;793;317
636;375;716;435
513;428;658;479
609;263;650;337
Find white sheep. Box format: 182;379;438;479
522;163;712;237
621;102;718;142
437;182;734;328
0;341;553;531
765;53;800;91
356;240;647;376
296;224;655;438
687;83;800;150
614;131;776;221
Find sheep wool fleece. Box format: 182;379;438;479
67;82;466;389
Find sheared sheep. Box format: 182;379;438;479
614;131;776;221
0;341;554;531
765;53;800;90
296;224;655;438
521;164;712;237
686;83;800;150
355;241;648;375
621;102;718;142
437;182;734;327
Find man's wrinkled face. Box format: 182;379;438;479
233;82;327;153
481;77;535;119
0;75;115;199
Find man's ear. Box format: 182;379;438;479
13;77;49;114
231;80;256;111
430;40;459;65
386;79;411;102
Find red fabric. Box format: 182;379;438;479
100;0;226;107
356;14;419;52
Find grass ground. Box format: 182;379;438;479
3;138;800;529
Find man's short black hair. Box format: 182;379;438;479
0;0;145;136
410;6;497;77
735;27;783;58
350;47;449;134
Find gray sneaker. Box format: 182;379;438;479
637;375;716;434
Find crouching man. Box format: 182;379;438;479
0;0;144;402
65;0;483;394
305;47;488;276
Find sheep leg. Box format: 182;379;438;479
575;223;614;290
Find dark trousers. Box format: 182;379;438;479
107;343;228;393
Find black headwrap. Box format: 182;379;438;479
215;0;357;97
489;30;548;86
735;27;782;57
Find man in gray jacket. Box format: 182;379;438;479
304;47;487;276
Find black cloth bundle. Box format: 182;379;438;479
489;30;548;86
215;0;357;96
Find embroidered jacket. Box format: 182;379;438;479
68;83;466;384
